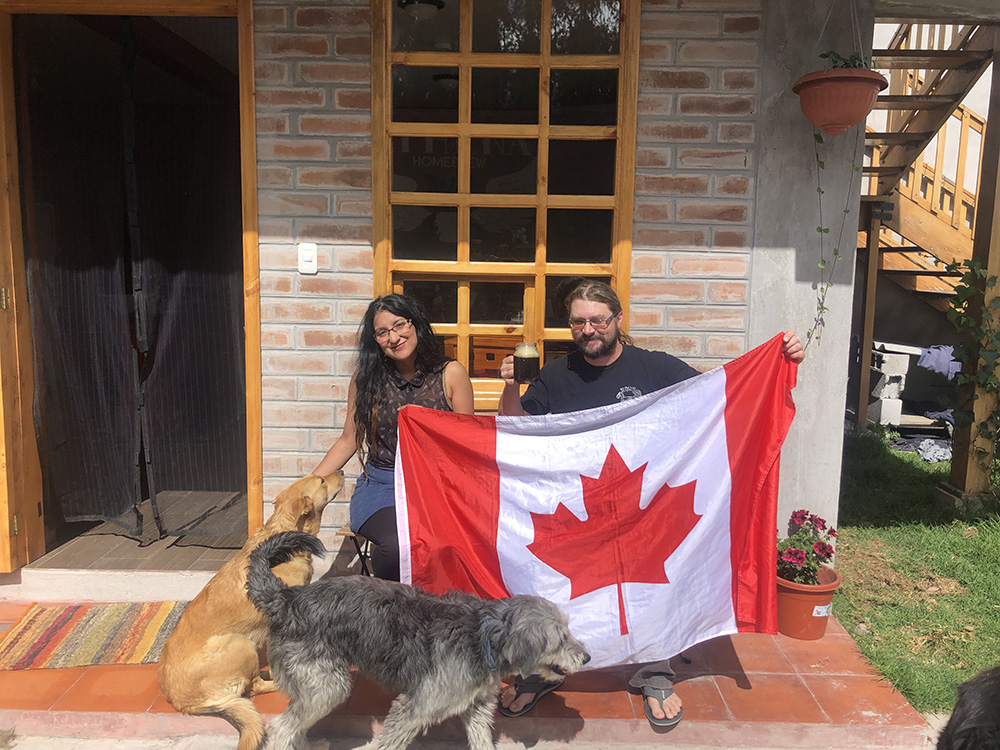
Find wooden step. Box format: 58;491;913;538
872;94;958;109
880;268;961;276
872;49;991;69
865;131;934;145
876;245;922;253
863;165;903;174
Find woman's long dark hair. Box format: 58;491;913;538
352;294;448;466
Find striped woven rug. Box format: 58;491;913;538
0;601;187;670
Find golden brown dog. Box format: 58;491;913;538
157;472;344;750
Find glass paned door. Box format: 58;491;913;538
375;0;638;407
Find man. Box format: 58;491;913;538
497;279;805;727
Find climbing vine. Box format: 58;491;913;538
805;126;863;348
944;257;1000;485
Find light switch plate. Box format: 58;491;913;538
298;242;318;274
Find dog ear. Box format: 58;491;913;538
297;482;317;518
292;493;315;531
495;602;549;677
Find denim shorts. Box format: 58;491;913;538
349;463;395;532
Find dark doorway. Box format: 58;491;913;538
15;14;247;563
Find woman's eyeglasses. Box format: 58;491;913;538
568;314;616;332
373;319;412;342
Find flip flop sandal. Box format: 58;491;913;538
497;677;563;718
642;685;683;728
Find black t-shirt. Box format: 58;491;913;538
520;345;700;415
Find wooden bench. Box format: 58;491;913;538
335;525;372;577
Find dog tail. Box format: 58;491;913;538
209;695;265;750
246;530;326;616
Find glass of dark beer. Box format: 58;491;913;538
513;342;540;384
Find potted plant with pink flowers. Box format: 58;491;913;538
775;509;840;639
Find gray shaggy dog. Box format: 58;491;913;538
247;530;590;750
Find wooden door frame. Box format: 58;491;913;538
0;0;262;572
371;0;639;411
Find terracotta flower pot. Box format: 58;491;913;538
791;68;888;137
775;565;841;640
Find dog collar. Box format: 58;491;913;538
482;619;496;669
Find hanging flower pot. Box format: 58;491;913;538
776;565;841;640
792;68;888;137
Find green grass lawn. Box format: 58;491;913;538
834;429;1000;713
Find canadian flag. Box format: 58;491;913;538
395;334;797;669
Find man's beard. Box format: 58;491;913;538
574;330;618;359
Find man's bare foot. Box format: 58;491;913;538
498;677;562;717
500;682;533;714
646;689;682;721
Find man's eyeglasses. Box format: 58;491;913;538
568;314;616;332
373;319;412;342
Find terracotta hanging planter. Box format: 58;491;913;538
775;565;841;640
791;68;888;137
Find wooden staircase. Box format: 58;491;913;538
852;22;997;432
861;22;995;310
856;22;1000;497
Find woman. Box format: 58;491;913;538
313;294;475;580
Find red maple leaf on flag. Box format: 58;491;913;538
527;445;701;635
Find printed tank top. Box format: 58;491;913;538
370;362;452;468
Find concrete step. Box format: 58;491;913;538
0;708;932;750
0;567;214;603
0;740;939;750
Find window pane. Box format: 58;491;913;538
403;279;458;323
470;281;523;324
544;274;611;327
470;207;536;262
542;340;575;364
438;334;458;361
469;336;519;378
550;69;618;126
548;140;615;195
472;68;539;124
393;1;459;52
392;66;459;123
392;205;457;260
547;208;613;263
942;116;961;187
965;128;982;194
472;0;540;53
471;138;538;194
392;137;458;193
551;0;620;55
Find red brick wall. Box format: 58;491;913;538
632;0;760;370
252;0;762;511
255;0;373;513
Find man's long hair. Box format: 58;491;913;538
353;294;447;466
560;278;634;347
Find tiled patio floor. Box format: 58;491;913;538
0;600;929;749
